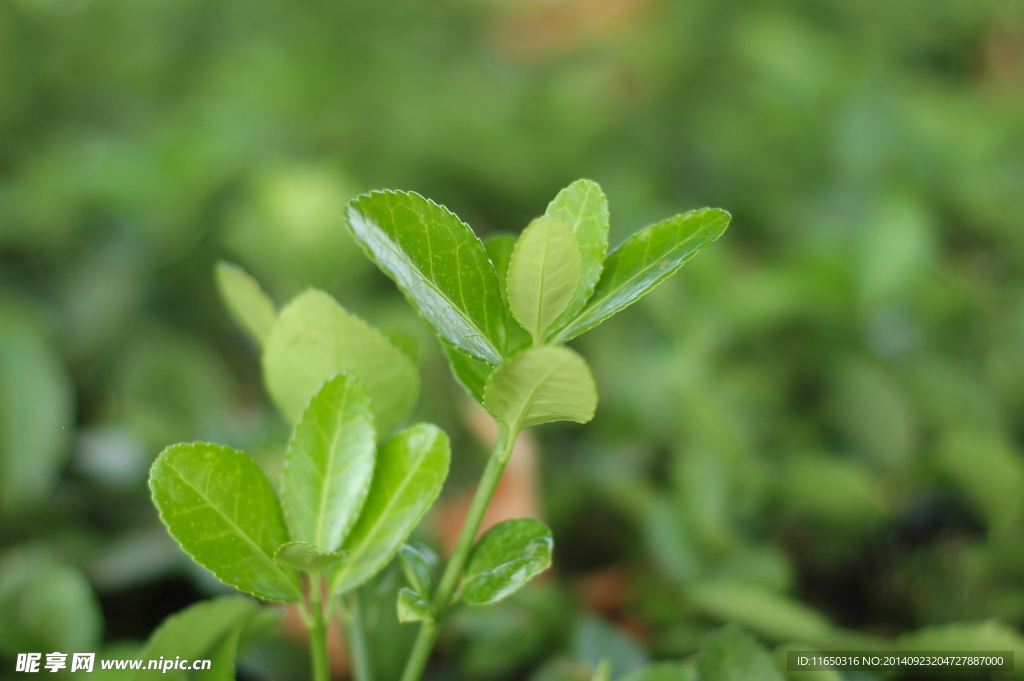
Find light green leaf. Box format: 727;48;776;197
273;541;347;573
443;342;493;403
399;543;438;597
486;234;532;354
397;587;432;623
696;624;784;681
591;659;611;681
507;217;581;343
461;518;553;605
551;208;731;343
149;443;302;602
618;662;698;681
331;424;451;595
214;261;277;349
895;620;1024;655
544;179;609;332
0;307;74;511
346;190;506;364
483;345;598;429
934;428;1024;529
191;623;243;681
132;596;261;681
263;289;419;439
281;373;376;551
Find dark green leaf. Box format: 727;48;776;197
331;424;450;595
149;442;302;602
696;624;783;681
346;190;506;364
273;541;347;573
281;373;376;551
214;261;277;349
507;217;581;343
551;208;731;343
544;180;609;333
399;543;438;597
443;342;493;404
461;518;553;605
263;289;419;439
483;345;597;429
397;587;432;623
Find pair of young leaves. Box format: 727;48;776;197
345;179;730;431
150;373;450;602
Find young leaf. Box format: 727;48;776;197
544;180;610;332
507;218;581;343
397;587;432;623
331;424;451;595
346;190;506;364
483;345;598;429
443;343;493;403
263;289;419;439
461;518;553;605
399;543;438;597
486;234;532;354
550;208;731;343
696;624;783;681
214;261;277;349
273;541;347;573
281;373;376;552
132;596;261;681
150;443;302;602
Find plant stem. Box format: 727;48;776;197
398;423;518;681
343;590;375;681
309;574;331;681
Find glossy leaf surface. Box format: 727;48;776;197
507;217;581;343
263;289;419;438
273;541;347;573
461;518;553;605
215;261;277;349
331;424;450;595
150;443;301;602
399;542;438;597
281;373;376;551
346;190;506;364
544;179;609;332
483;345;597;429
397;587;432;623
696;624;783;681
551;208;730;343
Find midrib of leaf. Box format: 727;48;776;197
350;203;501;362
508;354;567;429
337;435;434;582
532;232;552;342
314;383;348;550
168;460;295;589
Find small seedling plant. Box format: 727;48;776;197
148;179;729;681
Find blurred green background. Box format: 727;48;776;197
1;0;1023;678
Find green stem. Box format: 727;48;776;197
343;590;375;681
308;574;331;681
399;423;518;681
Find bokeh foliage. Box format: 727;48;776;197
1;0;1023;678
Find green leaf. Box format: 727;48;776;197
281;373;376;551
895;620;1024;655
346;190;506;364
132;596;261;681
486;234;533;354
399;543;438;597
696;624;784;681
573;616;647;679
461;518;553;605
442;342;493;403
483;345;598;429
396;587;432;623
550;208;731;343
507;217;581;343
934;428;1024;529
149;442;302;602
544;179;610;332
618;663;698;681
214;261;277;349
273;541;347;573
331;424;451;595
191;623;243;681
263;289;419;439
0;307;74;511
